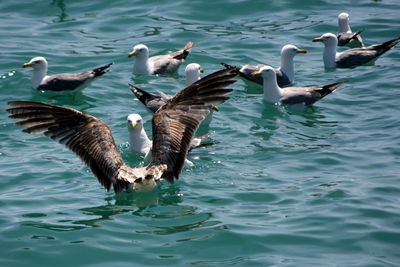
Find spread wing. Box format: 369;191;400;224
6;101;131;192
148;67;237;183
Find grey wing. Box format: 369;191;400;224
281;82;341;105
150;67;237;183
336;47;380;68
6;101;131;192
37;72;94;91
275;69;291;87
239;64;264;85
149;55;182;75
337;32;363;47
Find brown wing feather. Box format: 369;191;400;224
149;67;238;183
6;101;131;192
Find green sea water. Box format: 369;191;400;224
1;0;400;266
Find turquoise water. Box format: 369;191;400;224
1;0;400;266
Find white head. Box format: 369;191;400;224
127;114;144;132
253;66;282;103
253;65;276;81
338;13;350;32
22;56;48;72
128;44;149;59
312;33;338;47
185;63;204;85
281;44;308;59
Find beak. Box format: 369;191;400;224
128;51;137;58
312;38;323;42
212;105;219;112
252;71;261;78
131;122;137;129
199;68;204;73
297;49;308;54
22;63;31;68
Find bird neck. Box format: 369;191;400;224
129;127;152;155
338;20;351;33
279;55;294;83
133;56;150;75
31;67;47;88
323;44;337;69
263;76;283;104
186;72;200;86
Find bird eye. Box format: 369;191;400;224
136;119;141;123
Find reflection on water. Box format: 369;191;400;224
20;184;218;238
50;0;68;22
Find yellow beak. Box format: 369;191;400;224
252;71;261;78
131;122;137;129
22;63;31;68
128;51;137;58
297;49;308;54
212;105;219;112
312;38;323;42
199;68;204;73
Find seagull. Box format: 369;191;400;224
128;42;193;75
312;33;400;69
337;12;364;48
22;56;112;91
130;63;217;126
253;66;342;106
6;67;237;193
221;44;308;87
127;113;214;166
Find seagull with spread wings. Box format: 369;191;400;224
6;67;237;193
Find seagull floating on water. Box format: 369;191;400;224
312;33;400;69
253;66;342;106
22;56;112;91
128;42;193;75
6;67;237;193
337;12;364;48
222;44;307;87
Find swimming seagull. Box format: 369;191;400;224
312;33;400;69
337;12;364;48
6;67;237;193
22;56;112;91
128;42;193;75
127;113;214;166
221;44;308;87
253;66;342;106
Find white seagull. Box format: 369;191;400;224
312;33;400;69
337;12;364;48
128;42;193;75
22;56;112;91
253;66;342;106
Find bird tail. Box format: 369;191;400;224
189;131;216;151
173;41;194;60
92;63;113;77
373;37;400;56
129;85;160;103
318;81;344;98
